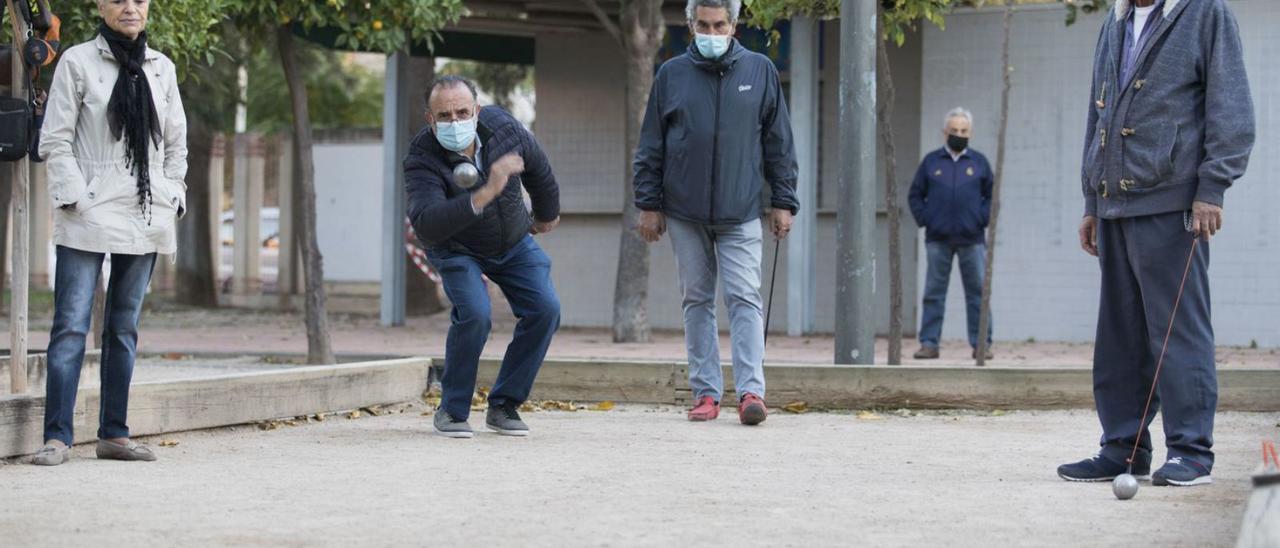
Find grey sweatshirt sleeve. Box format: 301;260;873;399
1082;24;1106;218
1193;1;1255;207
633;70;666;212
761;62;799;214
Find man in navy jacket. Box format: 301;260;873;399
908;108;993;361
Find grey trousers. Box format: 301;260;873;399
1093;211;1216;470
667;216;766;402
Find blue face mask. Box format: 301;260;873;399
435;117;477;152
694;33;731;60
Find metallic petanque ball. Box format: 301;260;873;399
453;162;480;189
1112;473;1139;500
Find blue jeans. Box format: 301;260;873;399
44;246;156;446
919;241;992;349
426;236;560;421
666;217;766;402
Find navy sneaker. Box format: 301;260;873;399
1057;453;1151;482
1152;457;1212;486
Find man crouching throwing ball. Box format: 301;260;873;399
404;76;562;438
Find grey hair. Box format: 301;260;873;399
686;0;741;24
944;107;973;129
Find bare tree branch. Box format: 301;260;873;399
580;0;624;48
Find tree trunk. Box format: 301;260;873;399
404;55;446;317
877;39;903;366
277;27;336;365
611;0;665;343
174;109;219;307
977;5;1014;367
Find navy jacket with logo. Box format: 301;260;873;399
908;147;993;246
633;40;799;224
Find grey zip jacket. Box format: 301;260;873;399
634;39;799;224
1082;0;1254;219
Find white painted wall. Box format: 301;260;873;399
314;142;384;282
918;1;1280;347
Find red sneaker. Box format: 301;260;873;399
738;393;767;425
687;396;719;421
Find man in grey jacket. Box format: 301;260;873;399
1057;0;1254;487
633;0;799;426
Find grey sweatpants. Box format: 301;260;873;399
1093;210;1216;470
667;216;766;402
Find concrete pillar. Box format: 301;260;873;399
28;163;50;289
232;134;264;295
209;134;226;291
834;3;878;365
380;51;409;326
788;16;820;337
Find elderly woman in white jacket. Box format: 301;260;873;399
32;0;186;466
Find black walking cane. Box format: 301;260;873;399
764;238;781;347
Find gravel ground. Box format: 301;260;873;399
3;407;1277;547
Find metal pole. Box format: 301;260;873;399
8;0;30;392
834;0;877;365
787;16;819;337
380;51;409;326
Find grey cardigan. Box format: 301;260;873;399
1081;0;1255;219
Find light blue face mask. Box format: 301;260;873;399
694;33;731;60
435;117;478;152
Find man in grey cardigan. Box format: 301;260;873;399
1057;0;1254;487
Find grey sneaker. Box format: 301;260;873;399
913;346;940;359
31;443;70;466
96;440;157;462
433;411;474;438
486;403;529;437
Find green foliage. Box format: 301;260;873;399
3;0;229;79
244;44;384;132
881;0;955;46
741;0;958;47
438;60;532;112
1061;0;1111;25
224;0;465;54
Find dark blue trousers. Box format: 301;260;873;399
427;236;560;420
1093;211;1216;470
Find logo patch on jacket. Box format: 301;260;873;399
934;169;943;177
966;167;975;177
738;85;753;92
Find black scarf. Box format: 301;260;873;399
99;22;161;223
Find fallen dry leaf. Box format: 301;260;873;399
314;413;326;422
347;410;361;419
158;439;179;448
591;401;616;411
991;409;1007;417
161;352;186;360
856;411;883;421
782;401;809;414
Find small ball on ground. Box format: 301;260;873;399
1113;473;1139;500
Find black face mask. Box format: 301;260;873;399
947;134;969;153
